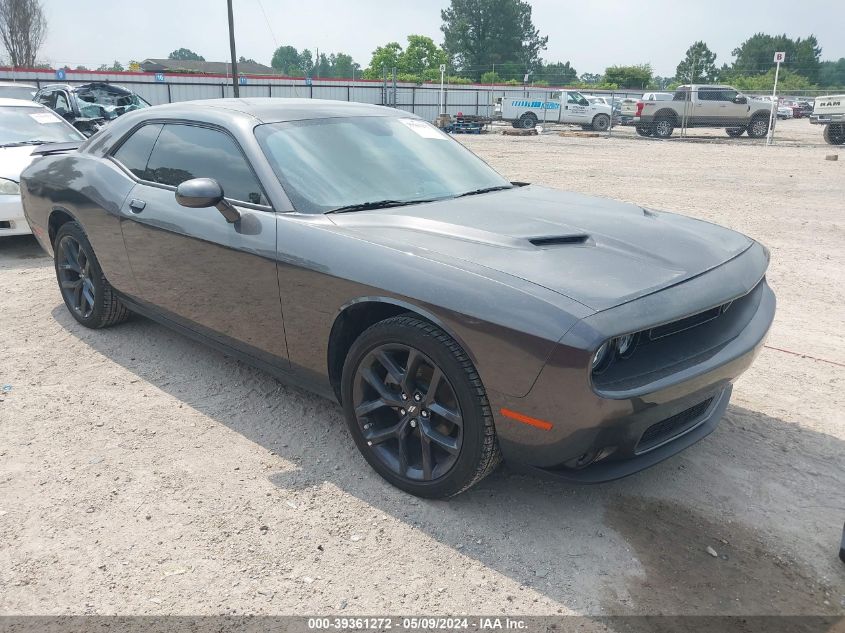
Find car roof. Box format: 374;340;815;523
138;98;410;124
0;97;43;108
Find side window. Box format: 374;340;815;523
719;89;738;102
36;90;54;108
145;124;267;206
112;124;163;179
673;89;688;101
698;89;718;101
54;91;71;114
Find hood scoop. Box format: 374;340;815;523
529;234;589;247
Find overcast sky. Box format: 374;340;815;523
37;0;845;77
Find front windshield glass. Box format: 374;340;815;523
76;86;150;120
0;106;85;145
255;116;510;213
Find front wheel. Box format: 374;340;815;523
635;126;653;137
747;116;770;139
591;113;610;132
54;221;130;329
726;127;746;137
341;316;501;498
824;123;845;145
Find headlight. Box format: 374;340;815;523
0;178;20;195
592;341;611;372
616;333;637;358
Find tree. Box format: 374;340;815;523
363;41;403;79
676;41;718;83
480;70;501;83
818;58;845;88
729;33;821;83
440;0;548;81
400;35;447;76
74;65;88;71
730;67;814;91
540;61;578;85
0;0;46;67
97;60;124;72
127;59;140;71
579;72;602;85
238;55;257;65
271;45;300;74
604;64;652;88
167;47;204;61
332;53;357;78
299;49;314;76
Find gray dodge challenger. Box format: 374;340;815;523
20;99;776;498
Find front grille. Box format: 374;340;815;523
636;398;713;453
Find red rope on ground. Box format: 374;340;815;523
764;345;845;368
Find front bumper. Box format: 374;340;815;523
491;244;775;482
0;195;31;236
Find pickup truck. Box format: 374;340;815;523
632;85;773;139
498;90;613;131
809;94;845;145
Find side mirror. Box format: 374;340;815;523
175;178;240;223
734;95;747;104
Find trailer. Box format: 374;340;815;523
810;94;845;145
497;90;613;131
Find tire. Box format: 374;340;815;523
341;315;501;498
518;113;537;129
591;113;610;132
54;221;130;329
824;123;845;145
635;126;652;137
747;115;769;139
653;117;674;138
726;127;746;137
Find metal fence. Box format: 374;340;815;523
1;68;841;147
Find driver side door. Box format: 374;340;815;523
111;121;289;367
561;91;592;125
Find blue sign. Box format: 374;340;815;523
305;77;312;86
238;75;247;86
154;72;165;82
55;68;66;81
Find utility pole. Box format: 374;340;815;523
227;0;239;97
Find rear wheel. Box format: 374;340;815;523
824;123;845;145
591;113;610;132
518;113;537;129
653;117;674;138
747;115;770;139
54;221;129;329
726;127;746;137
341;316;501;498
635;126;653;137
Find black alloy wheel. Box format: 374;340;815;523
341;316;501;498
57;234;96;320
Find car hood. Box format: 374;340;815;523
328;185;753;312
0;145;38;181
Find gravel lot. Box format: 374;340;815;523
1;118;843;617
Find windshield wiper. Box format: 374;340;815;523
455;185;513;198
325;198;439;214
0;140;49;148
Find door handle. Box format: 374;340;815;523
128;198;146;213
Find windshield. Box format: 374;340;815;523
0;85;36;100
76;86;150;120
255;116;510;213
0;106;85;145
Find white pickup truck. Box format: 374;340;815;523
498;90;613;131
809;95;845;145
632;84;773;139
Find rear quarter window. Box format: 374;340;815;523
112;123;163;179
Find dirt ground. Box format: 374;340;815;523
0;120;843;618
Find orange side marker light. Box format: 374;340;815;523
499;408;553;431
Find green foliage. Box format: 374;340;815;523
729;68;815;91
579;72;602;85
74;65;88;71
167;48;204;61
440;0;548;80
603;64;652;89
364;36;447;82
97;60;124;72
730;33;821;82
676;41;718;83
480;71;501;83
538;60;577;85
271;45;301;74
504;78;520;85
532;79;549;86
363;42;403;79
238;56;257;64
819;58;845;88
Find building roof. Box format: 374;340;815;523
140;58;278;76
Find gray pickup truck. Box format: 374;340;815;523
633;85;773;139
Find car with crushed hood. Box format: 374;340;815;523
0;98;85;237
33;82;150;137
20;99;776;498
